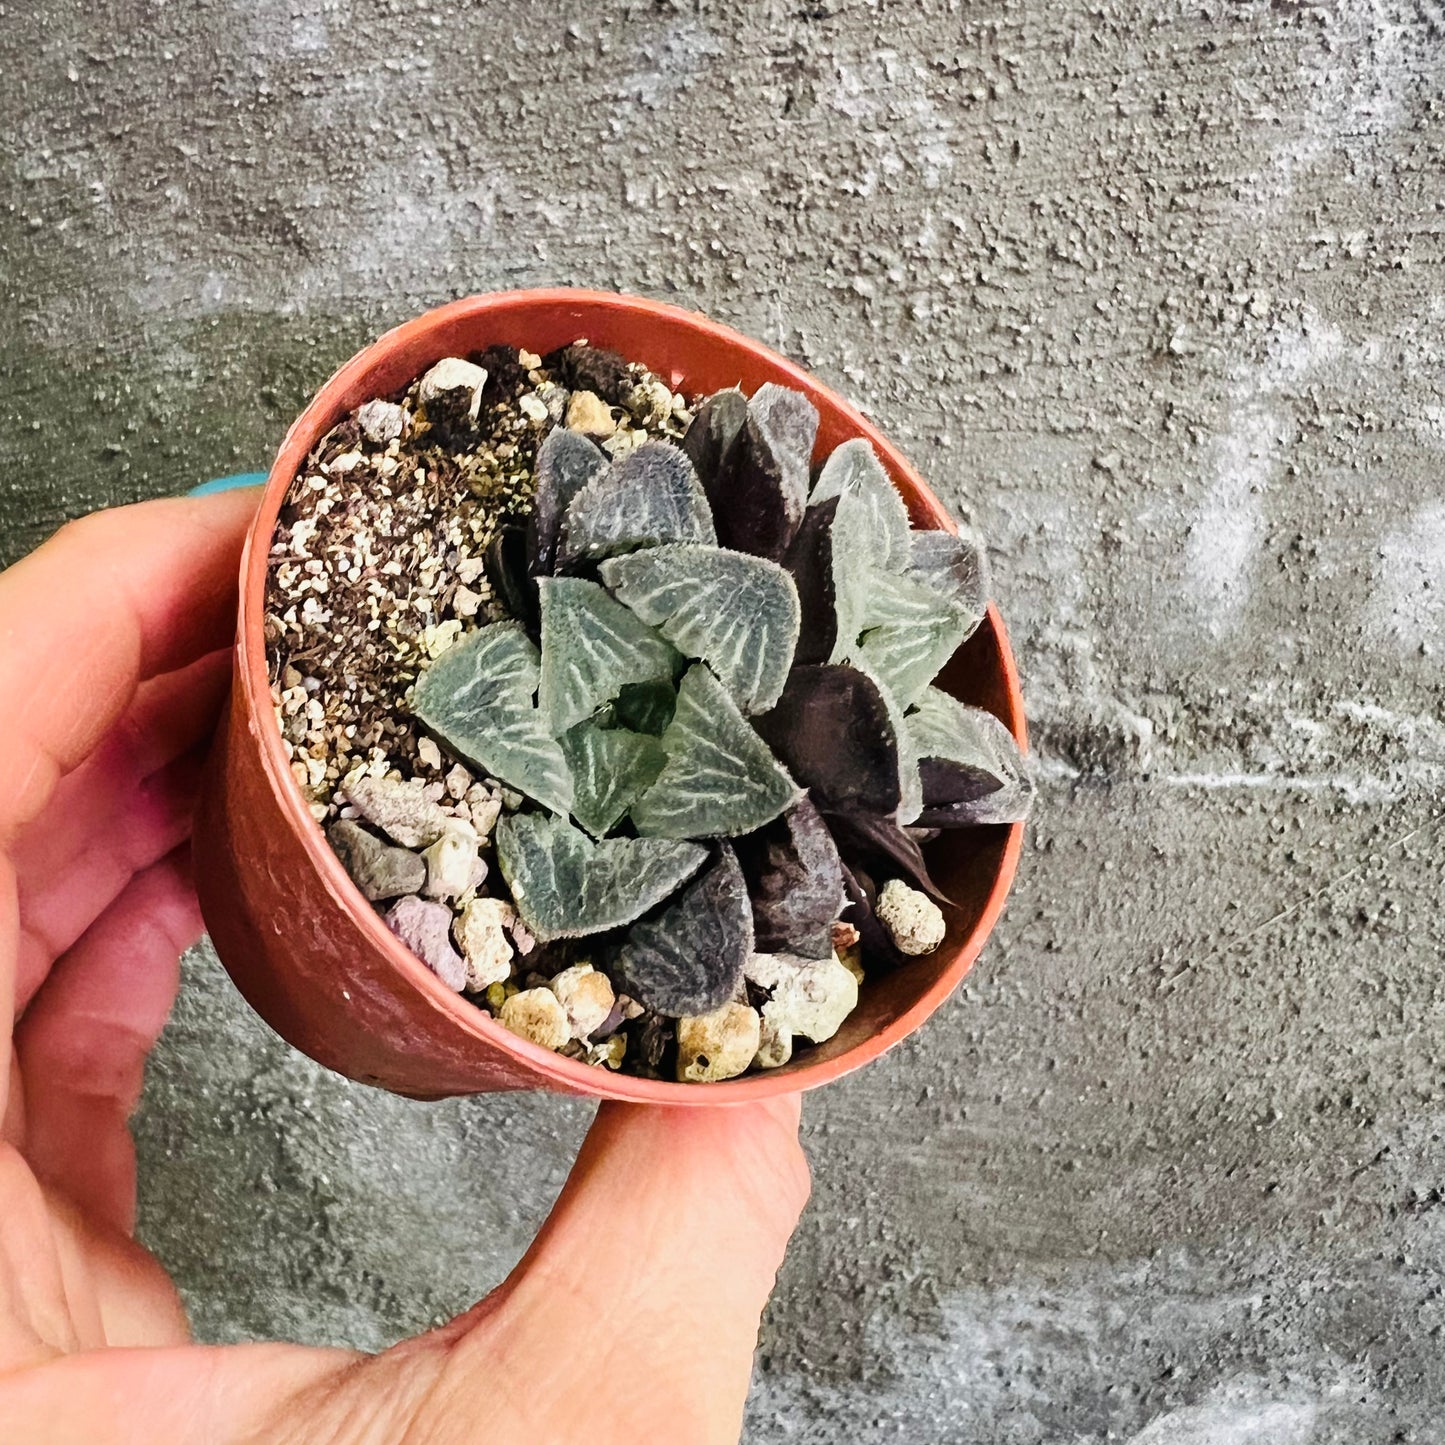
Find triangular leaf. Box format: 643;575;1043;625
531;427;610;575
753;664;902;816
559;440;716;564
612;846;754;1016
908;528;989;627
697;385;815;560
682;387;748;496
859;568;950;629
561;723;667;838
600;543;800;714
410;622;573;816
631;663;802;838
827;488;898;666
810;439;911;572
782;497;839;666
825;811;951;905
495;812;706;942
748;383;818;530
906;687;1034;826
537;577;678;735
736;799;845;953
850;657;922;824
856;600;975;709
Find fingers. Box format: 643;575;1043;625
11;651;229;1015
14;651;233;886
0;1341;367;1444
15;850;201;1236
0;489;256;846
423;1097;810;1445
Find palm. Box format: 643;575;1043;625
0;494;807;1442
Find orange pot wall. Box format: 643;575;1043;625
193;290;1028;1103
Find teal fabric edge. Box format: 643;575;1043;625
189;472;269;496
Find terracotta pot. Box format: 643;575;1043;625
194;289;1028;1103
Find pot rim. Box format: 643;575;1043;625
237;288;1027;1104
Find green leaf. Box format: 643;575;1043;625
827;489;883;667
831;531;982;710
600;543;800;714
631;663;802;839
410;623;573;815
856;599;974;709
810;439;911;572
495;812;707;942
559;440;716;564
561;723;667;838
537;577;678;735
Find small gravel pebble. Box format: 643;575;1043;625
548;963;615;1041
875;878;947;955
499;988;570;1051
755;1015;794;1070
384;895;467;991
676;1002;762;1083
745;952;859;1060
356;399;410;445
421;818;481;901
455;896;517;991
327;819;426;902
345;775;451;848
419;356;487;424
565;389;616;438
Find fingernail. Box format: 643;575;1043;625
189;472;269;497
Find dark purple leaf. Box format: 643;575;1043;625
781;497;839;666
917;758;1033;828
753;664;902;815
825;810;952;905
841;863;907;971
682;388;748;496
689;385;816;560
530;427;609;576
908;688;1035;826
748;384;818;527
485;525;539;634
736;798;845;953
612;846;754;1017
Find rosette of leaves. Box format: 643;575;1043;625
410;384;1033;1021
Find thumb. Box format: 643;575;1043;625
424;1096;809;1445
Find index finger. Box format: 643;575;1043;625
0;489;259;844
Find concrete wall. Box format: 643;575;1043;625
4;1;1444;1438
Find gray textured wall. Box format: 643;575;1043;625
4;1;1445;1440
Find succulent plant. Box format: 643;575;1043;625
407;382;1033;1022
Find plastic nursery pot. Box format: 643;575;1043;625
194;289;1029;1104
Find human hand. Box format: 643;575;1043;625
0;493;809;1443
